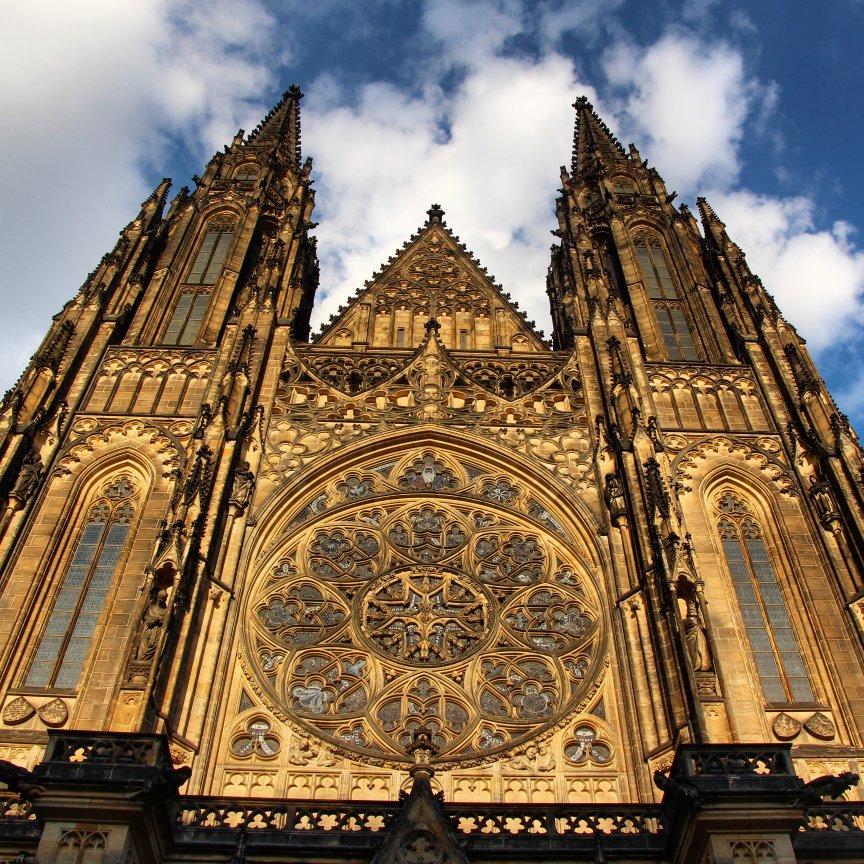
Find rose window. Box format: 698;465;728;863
243;456;606;765
360;567;490;665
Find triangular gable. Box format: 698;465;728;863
314;205;549;352
370;772;468;864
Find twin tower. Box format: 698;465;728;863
0;87;862;862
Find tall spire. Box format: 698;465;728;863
696;196;730;247
571;95;626;173
246;85;303;166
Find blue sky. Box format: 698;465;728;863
2;0;863;425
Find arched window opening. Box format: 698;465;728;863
26;477;137;689
235;166;258;181
715;491;814;704
162;290;210;346
188;220;235;286
633;234;699;361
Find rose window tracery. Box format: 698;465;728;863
478;655;559;721
387;507;467;563
376;676;470;750
474;534;545;584
308;529;380;580
243;454;606;765
503;587;596;654
360;568;490;665
288;652;370;716
397;454;459;491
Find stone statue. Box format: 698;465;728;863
603;472;626;524
9;450;43;506
809;477;838;527
229;461;255;513
135;589;169;662
683;600;712;672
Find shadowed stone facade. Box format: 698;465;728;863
0;89;862;862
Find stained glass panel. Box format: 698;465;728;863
719;499;815;705
187;228;234;285
25;492;133;690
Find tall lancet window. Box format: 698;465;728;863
26;477;136;689
188;219;235;285
163;217;235;345
716;492;814;704
633;234;700;361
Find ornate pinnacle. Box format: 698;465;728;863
426;203;445;224
408;726;438;779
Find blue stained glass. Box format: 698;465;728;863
26;505;131;689
54;522;129;688
720;531;814;704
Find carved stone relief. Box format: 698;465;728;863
264;339;591;493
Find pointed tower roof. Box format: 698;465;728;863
141;177;171;211
246;85;303;166
696;196;730;246
371;732;467;864
313;205;549;351
571;96;627;173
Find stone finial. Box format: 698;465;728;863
426;204;445;224
407;726;438;779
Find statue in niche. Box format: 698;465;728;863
135;588;169;662
229;461;255;514
808;476;839;528
603;472;627;525
9;450;43;507
683;599;712;672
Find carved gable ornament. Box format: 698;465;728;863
313;207;548;352
371;773;467;864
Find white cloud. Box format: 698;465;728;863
604;33;756;191
708;191;864;351
0;0;281;388
305;49;594;338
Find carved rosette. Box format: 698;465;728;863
242;455;605;766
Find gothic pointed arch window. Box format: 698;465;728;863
633;233;700;361
162;216;236;345
187;217;235;286
25;477;137;689
715;491;814;704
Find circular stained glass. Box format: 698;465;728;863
243;470;606;765
359;567;490;665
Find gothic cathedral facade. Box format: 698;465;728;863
0;89;863;863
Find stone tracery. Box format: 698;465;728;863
242;451;605;765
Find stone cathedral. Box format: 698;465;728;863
0;88;862;864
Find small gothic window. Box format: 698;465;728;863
459;329;468;350
396;327;406;348
235;167;258;181
715;492;814;704
25;478;136;689
634;235;699;361
634;236;676;301
655;305;699;362
187;222;235;285
613;178;634;194
163;291;210;345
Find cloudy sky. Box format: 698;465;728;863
2;1;864;423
